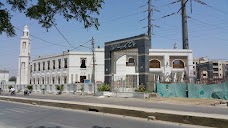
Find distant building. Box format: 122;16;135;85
0;70;9;85
195;57;228;84
223;62;228;80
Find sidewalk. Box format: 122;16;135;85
0;95;228;128
8;91;228;106
1;92;227;115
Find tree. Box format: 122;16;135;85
0;0;104;37
9;76;16;82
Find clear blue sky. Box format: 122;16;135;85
0;0;228;76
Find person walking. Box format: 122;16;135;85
10;87;15;95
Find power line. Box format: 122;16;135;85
194;0;228;15
188;17;228;33
157;0;181;8
101;11;146;24
52;24;76;49
69;39;92;51
14;26;68;48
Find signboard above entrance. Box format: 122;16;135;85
110;41;136;51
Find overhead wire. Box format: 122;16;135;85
14;26;68;48
52;23;76;49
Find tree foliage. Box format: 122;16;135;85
0;0;104;37
9;76;16;82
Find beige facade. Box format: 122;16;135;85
195;57;228;84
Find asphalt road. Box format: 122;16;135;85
1;92;228;115
0;101;207;128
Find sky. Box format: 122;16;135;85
0;0;228;76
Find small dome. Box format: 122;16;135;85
24;25;28;31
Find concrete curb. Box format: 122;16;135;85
0;96;227;128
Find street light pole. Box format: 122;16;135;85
92;37;95;94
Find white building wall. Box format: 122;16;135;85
0;71;9;83
149;49;194;82
68;52;93;83
30;48;105;85
115;55;137;76
94;49;105;82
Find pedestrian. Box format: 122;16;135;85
24;88;29;96
10;87;15;95
0;87;2;95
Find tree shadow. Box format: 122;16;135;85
25;126;62;128
92;126;111;128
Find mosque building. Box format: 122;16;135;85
13;25;194;93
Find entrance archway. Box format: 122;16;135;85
104;34;151;90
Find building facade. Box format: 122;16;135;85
15;26;194;93
30;49;104;85
195;57;228;84
0;70;9;85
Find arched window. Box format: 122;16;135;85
173;60;184;68
22;42;26;48
126;57;135;66
149;60;160;68
129;58;134;63
80;58;86;68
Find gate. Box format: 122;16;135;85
113;75;138;92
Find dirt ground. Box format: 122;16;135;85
145;97;228;106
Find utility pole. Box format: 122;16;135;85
148;0;152;47
91;37;95;94
182;0;189;49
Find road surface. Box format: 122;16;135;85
0;101;207;128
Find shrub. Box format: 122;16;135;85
80;86;84;91
98;84;110;92
27;85;33;90
56;85;64;91
135;85;146;92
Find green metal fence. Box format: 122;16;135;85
156;82;228;100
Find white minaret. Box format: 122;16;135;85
16;25;31;85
